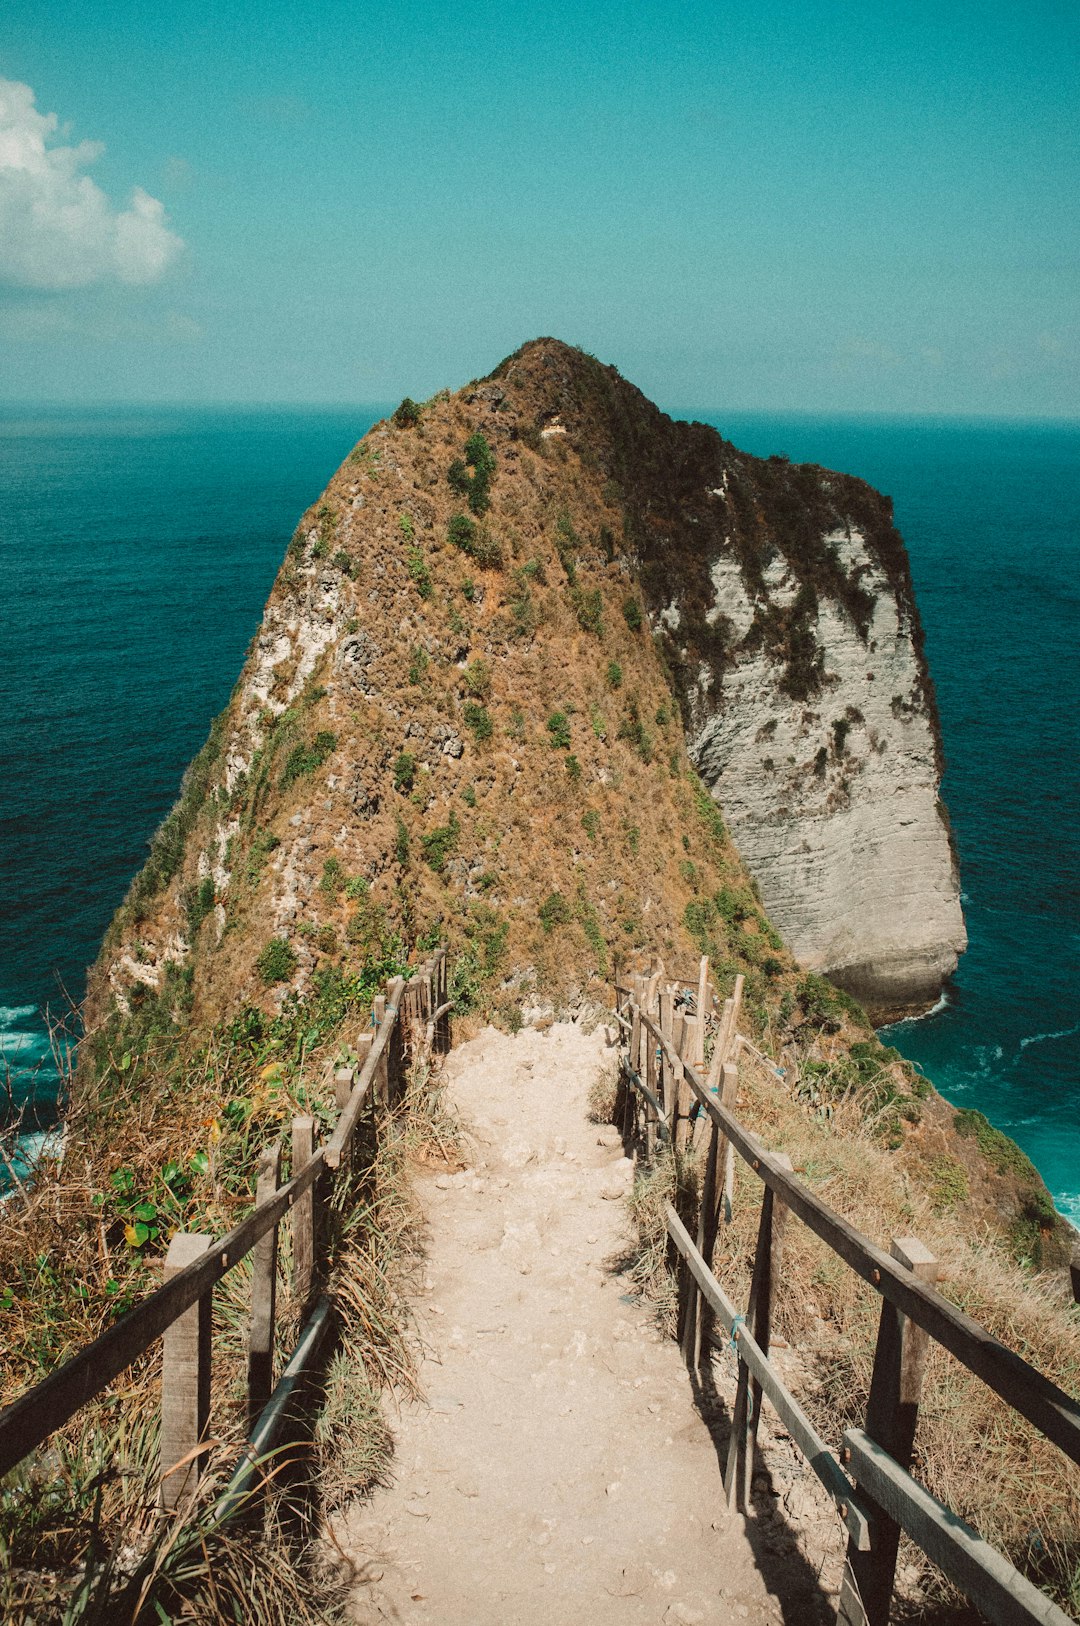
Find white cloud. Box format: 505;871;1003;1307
0;77;183;290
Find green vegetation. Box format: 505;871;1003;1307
280;730;337;790
398;512;415;541
394;817;410;866
181;875;215;939
119;712;226;924
406;545;432;599
333;548;354;576
408;645;429;685
953;1109;1039;1180
448;512;502;568
539;891;572;931
421;811;460;873
622;596;643;631
581;809;599;840
392;396;422;427
617;697;653;763
319;856;344;898
256;937;297;985
606;660;622;689
463;658;492;700
571;585;604;635
447;431;496;515
565;754;582;783
393;752;417;792
926;1153;970;1212
245;829;279;886
554;510;579;583
462;701;493;742
546;711;571;750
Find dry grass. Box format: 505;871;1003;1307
623;1045;1080;1616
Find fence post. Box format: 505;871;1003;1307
658;983;674;1124
291;1115;316;1308
247;1140;282;1431
724;1152;792;1513
386;975;406;1103
838;1236;940;1626
693;1060;738;1367
160;1233;213;1510
372;994;389;1111
643;1010;659;1165
675;1014;698;1156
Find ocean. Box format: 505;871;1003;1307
1;406;1077;1218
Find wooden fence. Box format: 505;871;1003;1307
0;949;452;1515
616;968;1079;1626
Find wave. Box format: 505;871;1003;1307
1016;1021;1080;1055
0;1003;39;1026
879;990;952;1033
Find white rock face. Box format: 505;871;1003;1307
685;528;966;1018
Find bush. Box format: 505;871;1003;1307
394;817;410;866
953;1109;1038;1180
407;546;432;599
333;549;354;576
464;658;492;700
566;754;582;782
462;701;493;742
582;809;599;839
257;937;297;985
421;811;460;873
547;711;571;749
281;731;337;789
447;432;496;515
392;397;422;427
539;892;572;931
393;752;417;792
319;856;344;898
622;596;643;631
571;585;604;635
606;660;622;689
181;875;215;938
448;513;503;568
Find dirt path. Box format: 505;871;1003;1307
338;1022;830;1625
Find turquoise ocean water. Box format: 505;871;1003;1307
1;406;1077;1218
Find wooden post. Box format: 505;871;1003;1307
291;1115;316;1308
1070;1238;1080;1307
694;1060;738;1366
674;1015;697;1156
659;984;675;1124
386;975;406;1103
334;1067;354;1112
724;1153;792;1513
372;994;389;1111
695;955;709;1029
160;1233;213;1510
644;1016;659;1165
247;1140;282;1431
838;1237;941;1626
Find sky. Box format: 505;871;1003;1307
1;0;1078;416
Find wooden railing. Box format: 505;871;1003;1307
615;969;1078;1626
0;949;452;1512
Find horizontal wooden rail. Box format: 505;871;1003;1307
671;1038;1080;1468
619;1059;670;1135
0;1149;326;1480
842;1429;1074;1626
666;1204;871;1550
0;951;450;1483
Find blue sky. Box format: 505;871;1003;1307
1;0;1078;414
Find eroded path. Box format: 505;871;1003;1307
338;1022;807;1626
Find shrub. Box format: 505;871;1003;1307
582;809;599;839
408;646;428;685
421;811;460;872
461;783;477;808
257;937;297;985
555;510;579;583
953;1109;1038;1180
182;875;215;938
622;596;643;631
464;658;492;700
333;549;354;576
447;431;496;515
394;817;410;866
566;754;582;782
281;731;337;789
407;546;432;599
392;397;422;428
319;856;344;898
606;660;622;689
546;711;571;750
448;513;503;568
571;585;604;635
398;512;415;541
539;891;572;931
461;577;476;602
462;701;493;742
393;752;417;792
617;703;653;763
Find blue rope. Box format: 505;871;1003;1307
729;1312;747;1351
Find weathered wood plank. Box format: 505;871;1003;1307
673;1047;1080;1466
843;1429;1075;1626
665;1205;870;1551
159;1233;213;1510
291;1116;317;1308
248;1140;282;1429
0;1148;326;1479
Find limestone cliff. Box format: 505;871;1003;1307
87;338;962;1035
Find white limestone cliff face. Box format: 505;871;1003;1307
679;528;966;1020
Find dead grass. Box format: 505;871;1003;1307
624;1045;1080;1615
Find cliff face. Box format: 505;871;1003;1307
87;339;963;1035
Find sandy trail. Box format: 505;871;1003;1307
339;1022;823;1625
